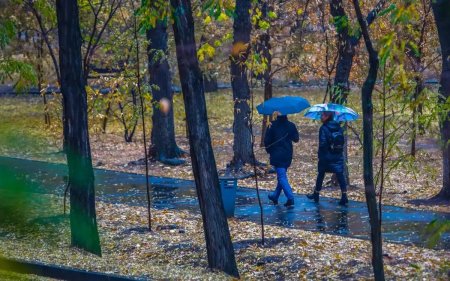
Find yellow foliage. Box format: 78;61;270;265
217;12;228;22
197;43;216;62
203;16;211;24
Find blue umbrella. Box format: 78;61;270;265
304;103;359;122
256;96;311;115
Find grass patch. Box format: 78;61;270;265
0;269;52;281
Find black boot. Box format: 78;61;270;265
284;198;295;207
306;190;320;203
268;194;278;205
339;192;348;206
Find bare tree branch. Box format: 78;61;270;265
83;0;123;80
27;0;61;83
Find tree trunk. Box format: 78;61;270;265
330;0;355;103
330;0;386;186
411;77;424;157
56;0;101;256
352;0;384;279
409;4;431;156
230;0;254;168
431;0;450;200
260;78;273;147
101;102;111;133
258;2;273;147
329;0;354;187
203;74;218;92
147;20;184;165
170;0;239;277
331;42;354;100
330;0;386;103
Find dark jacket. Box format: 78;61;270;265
318;120;344;173
264;115;299;168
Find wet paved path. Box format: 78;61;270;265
1;156;449;250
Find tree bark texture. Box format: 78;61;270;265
352;0;385;279
170;0;239;277
329;0;386;186
230;0;254;167
56;0;101;256
147;20;184;165
330;0;386;103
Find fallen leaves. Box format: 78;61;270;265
0;90;449;279
1;194;449;280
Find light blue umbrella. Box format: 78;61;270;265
304;103;359;122
256;96;311;115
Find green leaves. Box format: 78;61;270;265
268;11;277;19
33;0;57;25
246;52;268;77
407;41;420;57
331;15;360;38
0;20;15;50
258;20;270;30
202;0;235;20
251;7;271;31
136;0;171;31
0;58;37;91
378;4;396;18
423;220;450;248
332;15;349;33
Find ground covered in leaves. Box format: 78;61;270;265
0;89;447;213
0;89;449;279
0;194;449;280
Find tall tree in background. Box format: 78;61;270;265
431;0;450;200
147;19;184;165
330;0;386;103
408;0;433;157
352;0;384;279
328;0;386;186
258;0;311;145
26;0;122;149
55;0;101;255
230;0;254;169
170;0;239;277
257;1;272;146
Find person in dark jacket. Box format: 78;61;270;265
307;111;348;205
264;113;299;207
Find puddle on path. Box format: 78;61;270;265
1;156;449;250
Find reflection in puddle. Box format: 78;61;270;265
1;156;449;250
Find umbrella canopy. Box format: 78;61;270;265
256;96;311;115
304;103;359;122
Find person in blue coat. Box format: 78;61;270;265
307;111;348;205
264;113;299;207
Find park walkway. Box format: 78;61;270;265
1;156;449;250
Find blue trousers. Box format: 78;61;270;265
270;167;294;200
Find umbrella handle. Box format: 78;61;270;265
257;133;289;152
